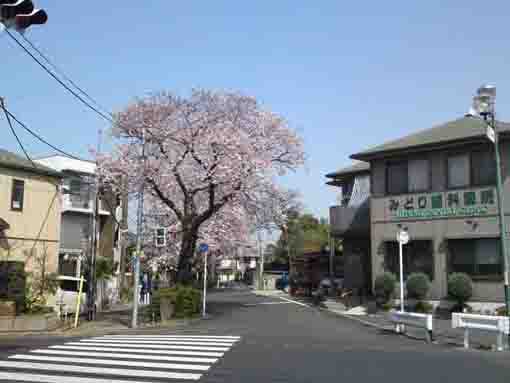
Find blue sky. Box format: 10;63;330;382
2;1;510;219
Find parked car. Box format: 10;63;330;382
53;276;87;316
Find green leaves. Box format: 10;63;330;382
95;256;116;281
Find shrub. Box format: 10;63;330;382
381;302;394;311
374;273;397;304
406;272;430;300
153;285;202;319
414;301;433;314
495;306;507;316
448;273;473;308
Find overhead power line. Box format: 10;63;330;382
19;33;112;118
3;106;83;161
0;98;37;168
5;29;113;123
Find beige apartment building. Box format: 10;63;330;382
0;149;62;275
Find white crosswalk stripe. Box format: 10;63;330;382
49;344;224;357
31;348;219;363
82;339;234;346
68;341;231;351
0;334;240;382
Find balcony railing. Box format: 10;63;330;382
62;194;110;215
330;200;370;237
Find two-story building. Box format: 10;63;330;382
35;155;126;305
329;116;510;306
0;149;62;278
215;242;258;285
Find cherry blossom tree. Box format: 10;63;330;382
97;89;304;283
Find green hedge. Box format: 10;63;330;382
148;285;202;320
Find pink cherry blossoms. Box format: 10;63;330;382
97;89;305;282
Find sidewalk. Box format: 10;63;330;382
254;290;509;351
0;303;190;338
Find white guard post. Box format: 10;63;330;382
390;311;434;343
452;313;510;351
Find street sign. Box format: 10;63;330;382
199;243;209;253
397;230;409;245
486;124;496;143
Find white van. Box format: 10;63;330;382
53;276;87;317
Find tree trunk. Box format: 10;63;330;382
176;230;199;284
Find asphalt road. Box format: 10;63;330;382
1;290;510;382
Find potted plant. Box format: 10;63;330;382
448;273;473;312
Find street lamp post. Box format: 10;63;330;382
397;228;409;313
471;85;510;316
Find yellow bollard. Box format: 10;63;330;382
74;275;85;328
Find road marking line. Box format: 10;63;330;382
0;361;201;380
94;336;239;343
9;354;210;371
104;335;240;339
243;302;292;306
67;341;230;351
277;295;311;308
81;339;234;346
0;372;164;383
50;345;224;357
31;349;218;364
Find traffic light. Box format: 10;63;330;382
154;227;167;248
1;0;33;20
0;0;47;31
15;8;47;30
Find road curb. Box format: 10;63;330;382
319;308;389;330
253;291;386;329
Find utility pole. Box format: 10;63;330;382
88;129;102;321
118;179;129;298
257;229;264;290
132;129;146;329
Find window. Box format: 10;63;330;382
385;240;434;280
58;253;77;276
70;179;81;195
408;159;430;192
448;151;496;189
472;150;496;186
449;238;501;278
387;161;408;194
448;154;470;188
387;159;430;194
11;179;24;211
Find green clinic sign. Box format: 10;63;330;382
395;206;489;219
389;189;495;220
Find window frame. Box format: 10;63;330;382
385;159;409;195
408;158;432;193
384;240;435;281
446;148;496;190
385;157;431;195
10;179;25;212
446;152;471;190
448;238;503;281
470;149;496;187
